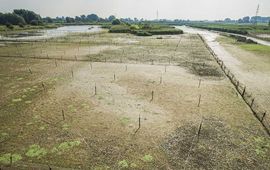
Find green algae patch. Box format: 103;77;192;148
12;98;22;102
254;137;270;158
142;154;153;162
51;140;81;154
118;159;129;168
25;144;47;158
120;117;130;125
0;153;22;164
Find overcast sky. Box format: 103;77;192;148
0;0;269;20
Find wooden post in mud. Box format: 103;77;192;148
62;109;65;120
75;55;77;61
151;59;154;65
71;70;74;78
114;73;116;81
134;114;141;134
10;154;12;165
198;95;201;107
242;87;246;96
261;112;266;122
42;82;45;91
94;83;97;95
160;76;163;84
198;79;201;88
251;98;255;108
151;91;154;101
197;121;203;141
28;68;32;74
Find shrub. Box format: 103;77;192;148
5;23;14;29
112;19;121;25
130;24;139;30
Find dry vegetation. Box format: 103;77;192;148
0;31;269;169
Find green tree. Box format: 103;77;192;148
108;15;116;21
65;17;75;23
13;9;41;24
87;14;99;22
112;19;121;25
0;13;26;25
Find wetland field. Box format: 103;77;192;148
0;26;270;169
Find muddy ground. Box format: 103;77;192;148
0;32;269;169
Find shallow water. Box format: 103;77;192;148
0;25;102;40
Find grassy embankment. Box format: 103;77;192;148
189;23;270;41
108;24;183;36
218;35;270;56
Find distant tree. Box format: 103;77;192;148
13;9;41;24
108;15;116;21
80;15;86;21
242;16;250;23
65;17;75;23
112;19;121;25
75;16;81;22
87;14;99;22
43;17;53;23
224;18;231;22
0;13;26;25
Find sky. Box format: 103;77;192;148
0;0;269;20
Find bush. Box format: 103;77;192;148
5;23;14;29
109;25;130;33
130;24;139;30
112;19;121;25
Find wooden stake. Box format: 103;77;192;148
151;91;154;101
42;82;45;91
251;98;255;108
62;109;65;120
71;70;74;78
198;94;201;107
10;154;12;165
197;121;203;140
94;83;97;95
242;87;246;96
114;73;116;81
160;76;163;84
198;79;201;88
29;68;32;74
134;114;141;134
261;112;266;122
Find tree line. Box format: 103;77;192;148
0;9;41;26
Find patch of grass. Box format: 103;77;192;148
51;140;81;154
109;24;183;36
239;44;270;55
120;117;130;125
25;144;47;158
0;153;22;164
118;159;129;168
254;137;270;158
142;154;153;162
